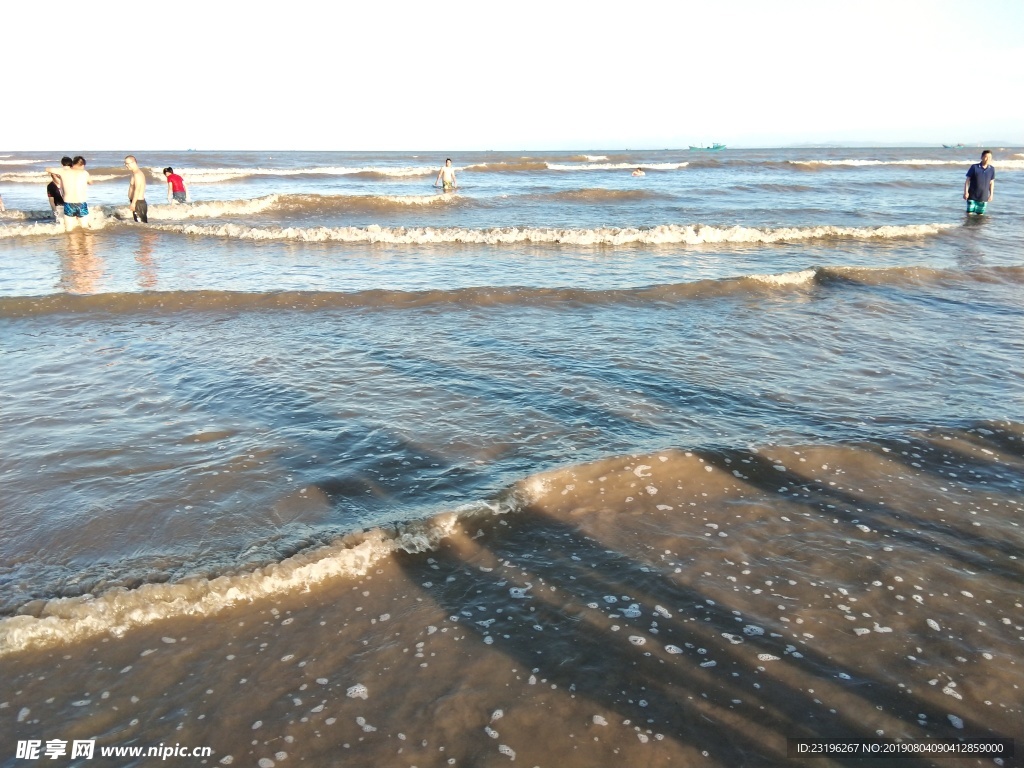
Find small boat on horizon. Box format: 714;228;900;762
942;143;965;149
689;143;727;151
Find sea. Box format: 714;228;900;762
1;148;1023;767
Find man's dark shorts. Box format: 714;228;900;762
133;200;148;223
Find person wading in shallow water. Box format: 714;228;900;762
964;150;995;215
46;156;92;231
434;158;457;191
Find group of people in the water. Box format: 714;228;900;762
0;150;1000;232
42;156;190;230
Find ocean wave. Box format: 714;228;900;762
462;161;550;172
100;193;458;221
147;165;439;183
0;171;122;184
149;221;956;246
790;158;1024;170
0;210;112;238
0;499;516;656
540;188;668;203
547;162;689;171
0;158;41;166
5;264;1017;319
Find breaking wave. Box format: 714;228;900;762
149;221;957;246
0;493;527;656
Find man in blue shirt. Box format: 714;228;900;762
963;150;995;215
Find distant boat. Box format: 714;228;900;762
942;143;964;149
689;143;727;151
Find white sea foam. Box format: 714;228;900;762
148;221;956;247
0;158;41;166
547;162;688;171
0;211;111;238
0;508;490;656
749;269;817;286
108;196;282;221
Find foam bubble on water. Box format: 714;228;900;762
219;757;234;765
838;673;851;680
633;465;652;478
665;645;683;654
645;485;658;495
509;586;531;599
258;759;275;768
355;716;377;732
654;605;671;618
17;707;29;722
854;628;871;636
485;726;499;739
947;714;964;729
592;715;608;726
491;709;504;721
757;654;780;662
743;625;765;636
252;721;263;729
622;604;642;618
722;633;743;644
942;686;963;700
346;684;368;700
700;660;717;668
484;636;495;645
628;635;647;646
603;595;618;604
498;744;516;759
637;733;650;743
927;619;941;631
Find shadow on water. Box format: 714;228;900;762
394;499;1013;767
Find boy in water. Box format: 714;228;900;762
164;167;189;204
963;150;995;215
434;158;457;191
46;155;92;230
125;156;148;223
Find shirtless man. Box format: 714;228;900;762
46;155;92;230
434;158;457;191
47;157;73;219
125;156;148;223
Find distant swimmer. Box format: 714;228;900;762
434;158;457;191
125;156;148;223
964;150;995;215
164;167;189;204
45;155;92;230
632;167;645;177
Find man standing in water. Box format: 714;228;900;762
46;156;92;230
964;150;995;215
434;158;457;191
125;156;148;223
47;157;73;220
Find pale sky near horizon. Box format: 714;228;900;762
4;0;1022;151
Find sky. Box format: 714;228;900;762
4;0;1023;150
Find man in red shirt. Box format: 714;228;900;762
163;167;189;204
